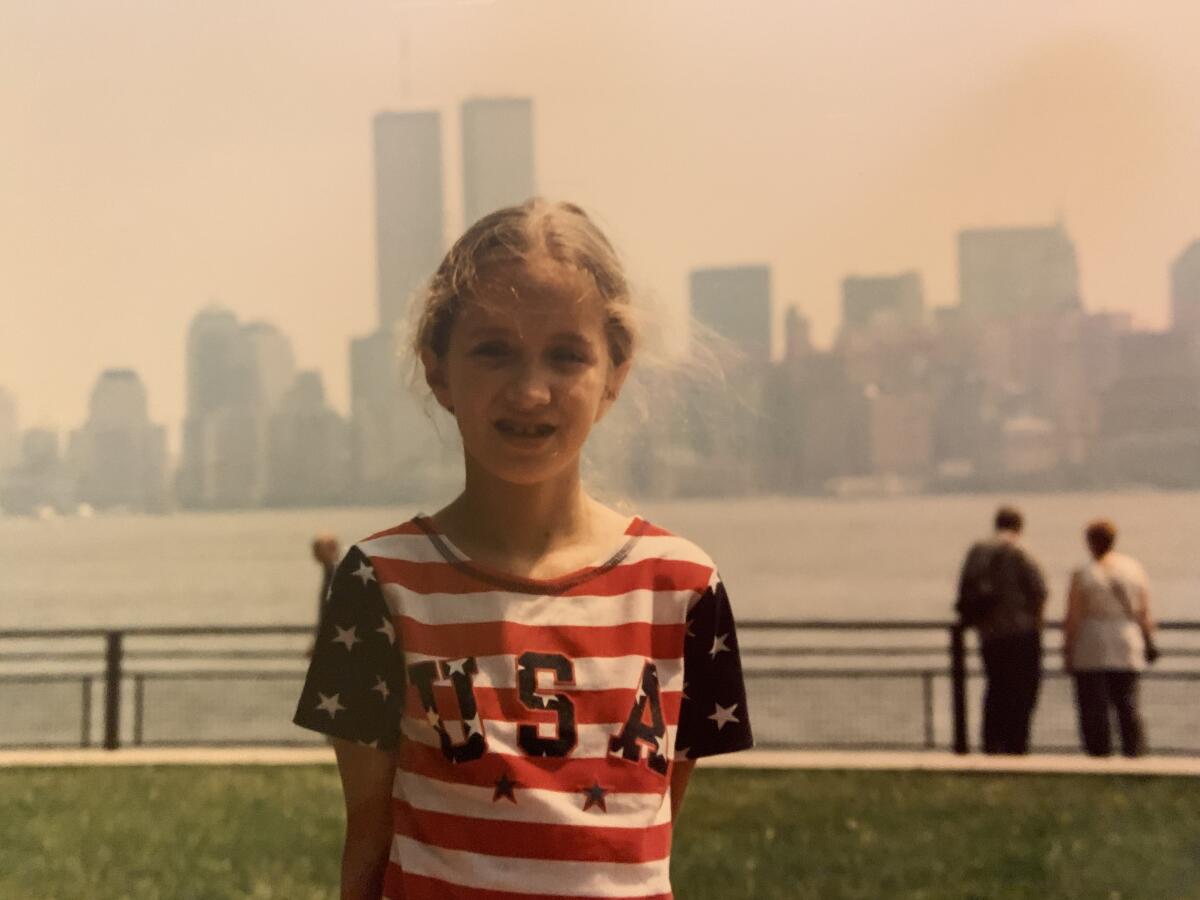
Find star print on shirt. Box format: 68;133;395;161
493;774;519;803
332;625;361;651
709;633;730;658
371;676;390;701
709;702;740;731
293;544;405;751
675;578;754;760
582;782;608;813
353;560;376;585
316;692;345;718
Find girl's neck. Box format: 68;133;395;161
435;456;612;565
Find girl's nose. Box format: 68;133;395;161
507;365;552;407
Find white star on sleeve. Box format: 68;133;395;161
353;560;376;585
371;676;390;701
376;617;395;645
444;658;469;677
316;692;345;718
709;633;731;659
465;715;484;737
332;625;361;651
708;702;740;731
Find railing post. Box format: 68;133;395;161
103;631;124;751
81;676;93;748
921;671;935;749
950;624;968;754
133;674;145;747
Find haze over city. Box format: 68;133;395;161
3;0;1199;444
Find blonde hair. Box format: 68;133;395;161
412;198;638;368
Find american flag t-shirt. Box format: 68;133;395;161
294;515;753;899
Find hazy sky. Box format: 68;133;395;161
3;0;1199;446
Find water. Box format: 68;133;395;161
2;491;1198;629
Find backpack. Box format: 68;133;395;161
956;543;1009;626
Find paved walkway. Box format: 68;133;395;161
2;747;1197;776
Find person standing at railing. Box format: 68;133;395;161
955;505;1048;754
1062;518;1157;757
306;533;341;658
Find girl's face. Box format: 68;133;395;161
423;259;630;487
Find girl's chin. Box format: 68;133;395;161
466;447;582;488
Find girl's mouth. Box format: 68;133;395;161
495;419;556;439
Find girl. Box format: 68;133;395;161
295;199;754;900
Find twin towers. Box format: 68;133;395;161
372;98;535;331
352;97;536;501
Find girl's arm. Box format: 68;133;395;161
333;738;398;900
1062;573;1083;672
670;760;696;821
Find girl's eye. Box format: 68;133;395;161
550;348;589;365
471;342;510;358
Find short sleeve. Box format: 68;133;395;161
675;575;754;759
293;545;405;750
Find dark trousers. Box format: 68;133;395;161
980;631;1042;754
1073;670;1146;757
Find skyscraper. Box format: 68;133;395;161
689;265;772;361
841;271;924;336
373;111;445;330
267;371;349;506
0;428;72;515
1171;238;1200;340
178;308;296;508
958;224;1080;319
461;97;535;226
178;307;242;508
0;386;17;473
69;369;166;511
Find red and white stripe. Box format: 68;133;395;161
367;516;714;899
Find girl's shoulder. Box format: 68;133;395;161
351;516;438;562
629;516;720;575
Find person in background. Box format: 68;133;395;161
1063;518;1156;757
956;505;1049;754
307;533;340;657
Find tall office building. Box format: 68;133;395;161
0;428;72;514
69;369;166;510
373;111;445;330
841;271;924;335
267;371;349;506
689;265;772;361
349;328;455;503
1171;238;1200;340
958;224;1080;319
461;97;535;226
0;387;17;473
178;307;242;507
178;308;295;507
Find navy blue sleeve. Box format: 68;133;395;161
293;546;405;750
675;577;754;759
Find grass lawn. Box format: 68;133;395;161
1;765;1197;899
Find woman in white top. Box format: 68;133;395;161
1063;519;1157;757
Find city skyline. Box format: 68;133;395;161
3;2;1200;437
4;220;1198;514
2;220;1198;464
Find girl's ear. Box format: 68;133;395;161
594;359;632;423
420;348;454;414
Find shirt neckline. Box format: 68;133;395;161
412;513;646;595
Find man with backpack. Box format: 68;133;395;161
955;506;1049;754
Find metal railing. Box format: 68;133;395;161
3;621;1199;754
